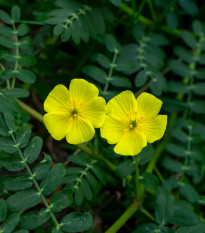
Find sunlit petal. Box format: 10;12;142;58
44;84;71;113
136;92;162;119
114;129;147;156
82;96;107;128
69;79;99;103
100;116;126;144
43;112;70;140
138;115;167;143
66;116;95;144
107;90;137;120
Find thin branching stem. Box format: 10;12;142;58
181;126;192;181
11;21;20;88
135;0;147;22
134;155;140;200
154;167;164;182
119;2;181;36
140;206;158;223
105;202;140;233
10;132;63;231
147;0;156;21
103;48;119;94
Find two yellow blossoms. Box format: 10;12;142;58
43;79;167;156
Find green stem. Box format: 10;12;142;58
103;48;119;94
131;0;137;15
119;2;181;36
134;155;140;200
15;99;43;123
147;0;156;21
150;0;178;32
105;202;140;233
181;35;203;179
10;132;62;231
140;206;157;223
11;21;20;88
135;0;147;22
119;2;152;25
63;5;91;28
154;167;164;182
73;160;96;189
6;80;11;89
181;125;192;181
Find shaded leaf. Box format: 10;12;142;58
19;209;50;230
0;199;7;222
61;212;93;232
6;189;42;211
2;213;20;233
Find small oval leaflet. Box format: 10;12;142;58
0;199;7;222
6;189;42;211
0;174;33;191
23;136;43;163
61;212;93;232
16;124;31;148
19;208;50;230
1;213;20;233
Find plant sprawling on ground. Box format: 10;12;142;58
0;0;205;233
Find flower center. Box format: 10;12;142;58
129;120;137;129
71;108;78;117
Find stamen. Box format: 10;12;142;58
72;108;78;116
129;120;137;129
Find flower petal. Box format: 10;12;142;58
107;90;137;120
136;92;162;119
44;85;71;113
139;115;167;143
66;116;95;144
81;96;107;128
69;79;99;103
43;112;70;140
100;116;126;144
114;129;147;156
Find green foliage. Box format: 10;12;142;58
0;106;93;231
64;153;105;205
0;1;205;233
61;212;93;232
0;6;36;86
45;0;113;44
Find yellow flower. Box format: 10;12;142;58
43;79;107;144
100;91;167;156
